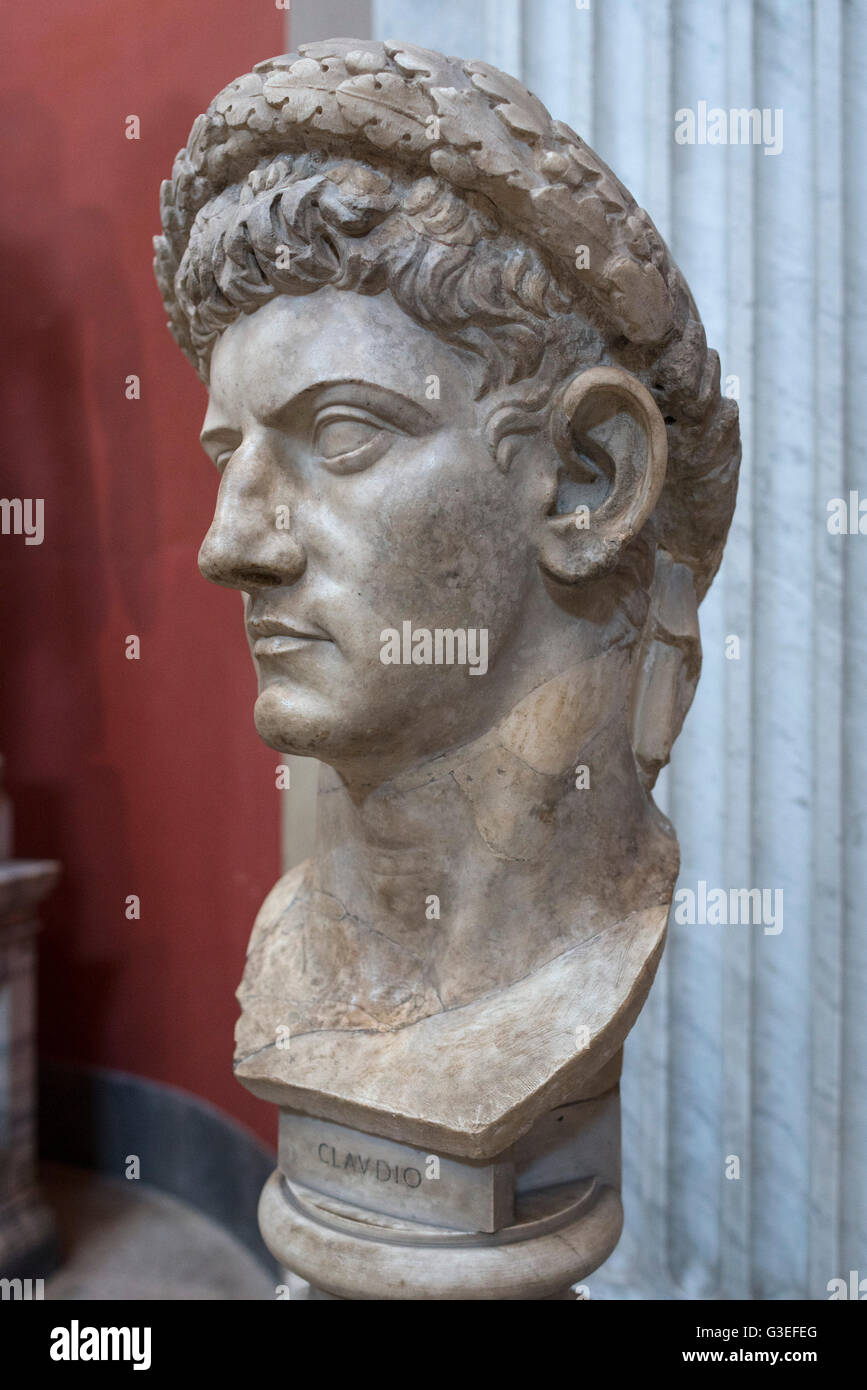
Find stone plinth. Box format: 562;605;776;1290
258;1064;621;1300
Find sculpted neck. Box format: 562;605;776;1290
309;655;679;1012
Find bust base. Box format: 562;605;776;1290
261;1080;624;1302
261;1170;621;1300
259;1069;623;1300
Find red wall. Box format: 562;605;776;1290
1;2;285;1145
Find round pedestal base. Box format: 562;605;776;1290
260;1169;622;1301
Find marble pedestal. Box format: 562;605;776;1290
0;858;59;1279
259;1065;622;1300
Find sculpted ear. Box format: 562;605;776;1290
539;366;668;583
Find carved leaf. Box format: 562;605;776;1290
607;258;674;344
430;88;528;183
344;50;388;76
529;184;608;266
385;40;451;82
465;61;550;139
299;38;388;67
336;72;434;152
260;80;323;124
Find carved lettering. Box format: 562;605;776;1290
316;1141;424;1193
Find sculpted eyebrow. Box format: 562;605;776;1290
262;380;437;433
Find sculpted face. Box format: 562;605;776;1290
198;288;566;772
157;42;740;797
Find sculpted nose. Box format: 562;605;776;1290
198;441;306;591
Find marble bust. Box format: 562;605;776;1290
155;38;739;1298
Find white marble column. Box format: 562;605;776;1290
281;0;866;1299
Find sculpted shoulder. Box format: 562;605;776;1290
246;860;308;957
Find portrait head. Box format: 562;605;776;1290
154;39;740;786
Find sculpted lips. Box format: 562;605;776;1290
248;616;330;657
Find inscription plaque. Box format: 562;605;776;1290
279;1113;513;1233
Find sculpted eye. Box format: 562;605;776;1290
313;408;393;473
316;417;379;457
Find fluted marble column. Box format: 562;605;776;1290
281;0;866;1300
